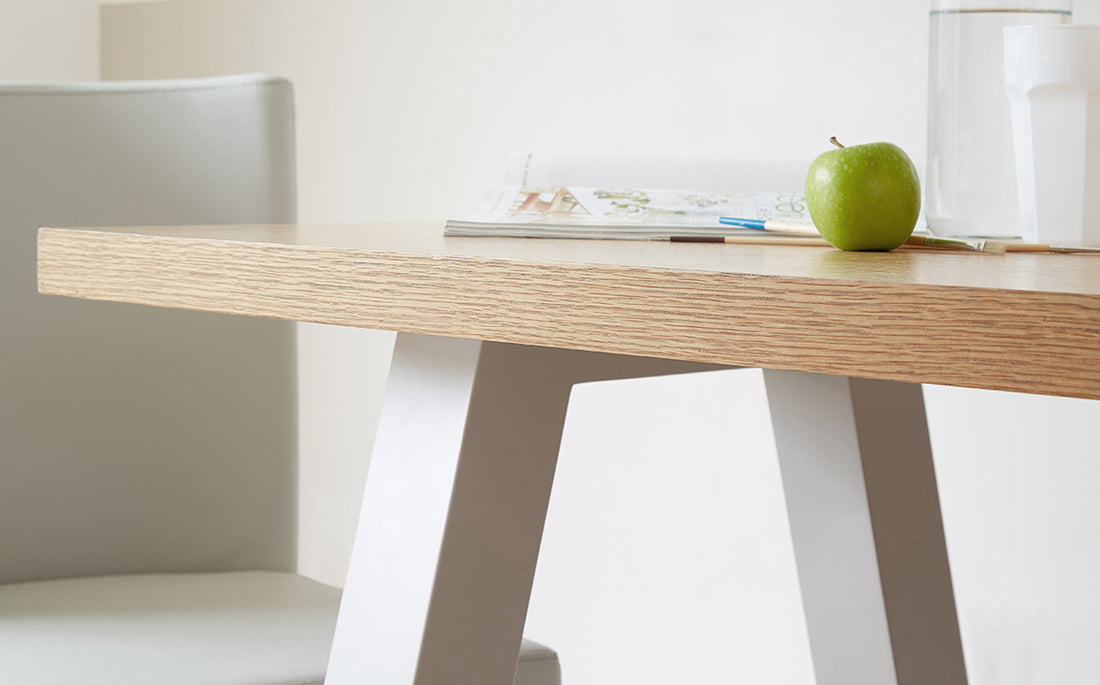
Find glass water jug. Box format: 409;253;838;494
926;0;1072;237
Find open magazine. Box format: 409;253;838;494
445;153;936;243
445;153;816;240
444;185;813;240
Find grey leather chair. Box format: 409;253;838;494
0;73;560;685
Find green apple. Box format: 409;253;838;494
805;138;921;251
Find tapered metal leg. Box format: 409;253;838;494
763;370;968;685
326;334;718;684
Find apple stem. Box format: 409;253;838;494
830;136;845;149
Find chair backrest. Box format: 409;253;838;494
0;74;298;584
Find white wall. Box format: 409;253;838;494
90;1;1100;682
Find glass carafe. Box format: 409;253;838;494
926;0;1072;237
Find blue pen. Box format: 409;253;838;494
719;216;820;236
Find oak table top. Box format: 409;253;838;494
37;222;1100;400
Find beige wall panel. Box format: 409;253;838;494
1;0;99;80
102;0;393;590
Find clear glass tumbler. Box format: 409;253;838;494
926;0;1072;237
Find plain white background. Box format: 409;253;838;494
5;1;1100;682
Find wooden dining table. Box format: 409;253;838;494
38;221;1100;685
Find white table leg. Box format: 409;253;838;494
326;333;718;685
763;370;968;685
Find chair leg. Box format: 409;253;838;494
326;333;718;685
763;370;968;685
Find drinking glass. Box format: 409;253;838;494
1005;24;1100;246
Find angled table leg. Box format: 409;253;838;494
763;370;968;685
325;333;720;685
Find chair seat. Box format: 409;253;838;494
0;570;560;685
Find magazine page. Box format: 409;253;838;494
444;185;813;239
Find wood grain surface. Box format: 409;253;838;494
37;222;1100;400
